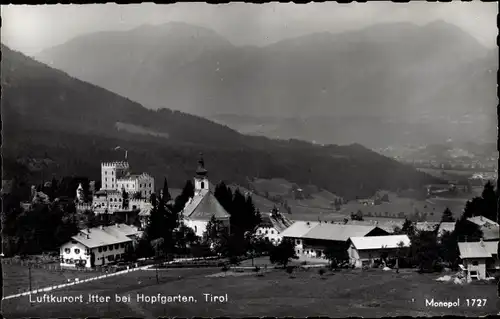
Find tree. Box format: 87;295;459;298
122;189;129;210
161;177;171;202
480;181;497;221
411;230;440;272
324;243;349;270
438;231;459;268
441;208;454;222
269;239;297;268
401;219;416;238
203;215;226;255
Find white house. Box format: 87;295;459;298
60;223;141;268
281;221;389;259
347;234;411;268
256;208;293;244
458;240;499;281
181;155;230;238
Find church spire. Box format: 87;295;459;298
196;152;208;177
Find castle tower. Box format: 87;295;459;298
194;153;209;194
100;161;129;191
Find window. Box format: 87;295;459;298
105;178;108;182
114;244;119;250
116;254;120;260
74;248;80;254
265;230;268;234
103;246;107;252
201;182;205;189
98;247;103;252
195;226;198;233
296;239;301;245
65;259;70;263
149;183;151;187
64;248;71;254
472;261;479;266
108;245;113;250
120;243;125;248
271;230;274;234
86;249;90;255
105;171;107;175
108;255;114;261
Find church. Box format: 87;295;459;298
181;155;231;238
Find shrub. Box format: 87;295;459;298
221;264;230;272
301;261;307;265
286;265;295;274
318;268;326;276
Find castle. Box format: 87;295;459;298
86;161;154;215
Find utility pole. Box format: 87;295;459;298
29;263;32;306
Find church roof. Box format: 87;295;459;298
182;189;230;221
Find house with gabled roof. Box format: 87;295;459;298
347;235;411;268
59;223;141;268
458;240;499;281
256;207;294;244
181;155;230;238
281;221;389;259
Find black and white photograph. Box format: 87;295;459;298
1;2;499;318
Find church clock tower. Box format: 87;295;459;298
194;153;209;194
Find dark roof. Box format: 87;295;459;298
183;190;230;221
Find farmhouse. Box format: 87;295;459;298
458;240;499;281
467;216;499;241
281;221;389;259
60;223;141;268
347;234;411;268
256;208;293;244
181;155;230;238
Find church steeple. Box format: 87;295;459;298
196;153;208;177
194;153;209;193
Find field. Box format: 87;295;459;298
417;168;476;179
3;266;498;318
2;263;110;296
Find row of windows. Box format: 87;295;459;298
97;254;124;262
139;183;152;188
98;243;126;252
257;229;275;235
64;248;91;255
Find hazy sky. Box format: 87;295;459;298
2;2;497;56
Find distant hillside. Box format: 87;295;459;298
35;21;497;147
2;45;441;200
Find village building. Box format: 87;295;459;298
59;223;141;268
467;216;499;241
458;240;499;281
181;155;231;238
92;161;155;215
281;221;389;259
347;234;411;268
99;161;154;198
256;208;294;244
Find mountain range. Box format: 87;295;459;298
1;44;441;200
35;21;498;148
